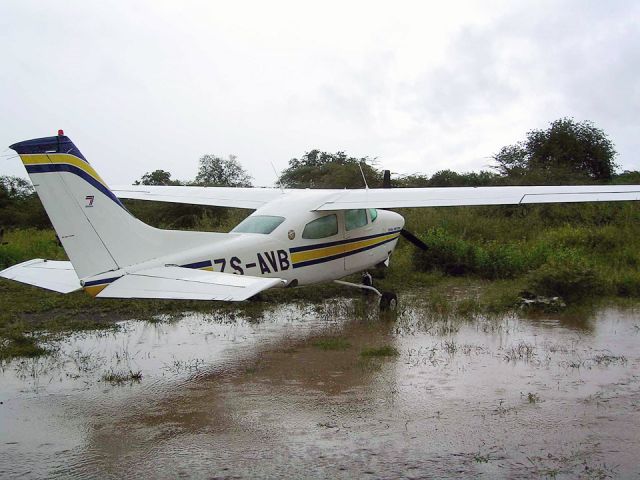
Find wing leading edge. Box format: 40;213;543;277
312;185;640;210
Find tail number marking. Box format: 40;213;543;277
212;250;290;275
257;250;290;274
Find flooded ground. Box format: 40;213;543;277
1;296;639;479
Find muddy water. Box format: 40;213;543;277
1;299;639;479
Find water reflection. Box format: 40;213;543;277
1;298;639;478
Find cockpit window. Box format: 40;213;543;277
368;208;378;222
302;214;338;239
345;209;368;231
231;215;285;234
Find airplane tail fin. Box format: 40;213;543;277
10;132;221;279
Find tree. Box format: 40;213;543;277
0;175;50;229
427;170;500;187
0;176;33;200
134;169;181;186
612;170;640;185
194;154;252;187
493;118;618;183
278;150;381;188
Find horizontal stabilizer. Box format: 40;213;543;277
0;259;81;293
97;266;285;301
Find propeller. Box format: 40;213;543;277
382;169;429;251
400;228;429;251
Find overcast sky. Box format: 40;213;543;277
1;0;638;187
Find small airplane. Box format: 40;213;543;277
2;131;640;310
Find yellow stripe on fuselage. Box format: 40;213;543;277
21;153;108;189
290;233;399;264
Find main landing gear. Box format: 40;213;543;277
334;272;398;312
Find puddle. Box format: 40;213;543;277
1;299;639;478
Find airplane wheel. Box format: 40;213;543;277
380;291;398;311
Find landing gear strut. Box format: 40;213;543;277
334;272;398;312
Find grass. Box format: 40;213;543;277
524;392;541;404
402;202;640;302
474;453;490;463
504;341;536;362
101;369;143;385
360;345;399;358
0;331;48;360
0;228;67;269
312;337;351;351
590;353;627;366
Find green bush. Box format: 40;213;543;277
413;228;475;276
526;249;603;302
614;272;640;297
540;225;626;254
412;228;532;279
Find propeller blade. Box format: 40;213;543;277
400;229;429;250
383;170;391;188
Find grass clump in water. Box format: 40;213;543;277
312;337;351;351
360;345;399;358
524;392;541;404
0;331;48;360
101;369;143;385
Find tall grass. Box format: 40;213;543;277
0;229;66;269
407;203;640;301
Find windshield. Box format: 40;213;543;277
231;215;285;234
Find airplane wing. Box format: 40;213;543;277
111;185;287;209
96;266;285;301
112;184;640;211
312;185;640;210
0;259;81;293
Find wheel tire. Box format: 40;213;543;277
380;291;398;311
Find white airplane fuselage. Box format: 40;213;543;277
84;191;404;292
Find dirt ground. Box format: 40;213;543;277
1;297;639;479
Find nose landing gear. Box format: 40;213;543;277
334;272;398;312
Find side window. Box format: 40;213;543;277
345;209;368;231
368;208;378;223
302;214;338;239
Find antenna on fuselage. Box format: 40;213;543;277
270;162;285;193
358;162;369;190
